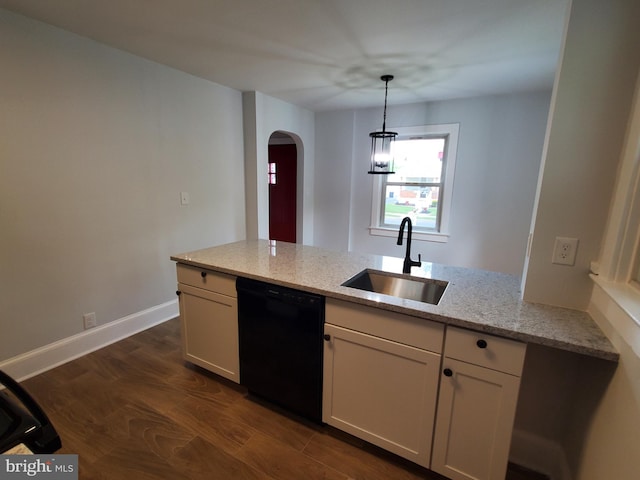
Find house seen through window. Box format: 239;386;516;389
370;124;459;242
382;137;446;230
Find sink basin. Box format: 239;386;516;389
341;269;448;305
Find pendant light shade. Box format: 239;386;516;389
368;75;397;174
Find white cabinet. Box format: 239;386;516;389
176;264;239;383
432;326;527;480
323;299;444;468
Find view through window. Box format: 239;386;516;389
381;137;447;231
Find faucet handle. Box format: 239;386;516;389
417;253;422;266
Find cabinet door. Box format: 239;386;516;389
323;323;440;468
178;283;239;383
432;358;521;480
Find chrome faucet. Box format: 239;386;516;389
397;216;422;274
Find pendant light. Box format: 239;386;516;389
368;74;397;174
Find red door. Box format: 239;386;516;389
268;144;297;243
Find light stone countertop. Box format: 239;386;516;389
171;239;618;362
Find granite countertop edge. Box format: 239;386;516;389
171;240;619;363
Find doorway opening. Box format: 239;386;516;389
268;132;297;243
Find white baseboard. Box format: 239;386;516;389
510;428;572;480
0;300;179;382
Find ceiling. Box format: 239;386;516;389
0;0;568;112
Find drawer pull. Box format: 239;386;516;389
176;290;181;296
201;271;207;278
323;334;331;341
476;339;488;349
443;368;453;377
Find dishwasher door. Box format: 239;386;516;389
236;277;324;424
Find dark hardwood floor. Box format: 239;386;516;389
20;318;548;479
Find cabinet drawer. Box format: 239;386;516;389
176;264;236;297
444;326;526;376
326;298;444;353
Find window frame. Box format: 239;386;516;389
591;74;640;328
369;123;459;243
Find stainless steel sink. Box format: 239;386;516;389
341;269;448;305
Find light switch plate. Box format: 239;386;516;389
180;192;190;205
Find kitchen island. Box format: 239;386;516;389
171;239;618;479
171;239;617;362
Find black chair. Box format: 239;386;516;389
0;370;61;454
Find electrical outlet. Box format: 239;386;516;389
552;237;579;266
83;312;97;330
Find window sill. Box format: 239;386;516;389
590;274;640;358
590;274;640;328
369;226;450;243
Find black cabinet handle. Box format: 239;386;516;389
176;290;181;296
201;271;207;278
323;334;331;341
476;339;488;349
443;368;453;377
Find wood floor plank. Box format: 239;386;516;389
169;435;274;480
21;373;78;414
90;444;192;480
41;371;126;427
164;363;243;404
117;375;198;414
98;400;196;459
303;429;440;480
223;396;318;452
164;395;254;454
235;431;348;480
45;404;120;464
77;344;143;381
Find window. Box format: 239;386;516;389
370;124;459;242
268;162;277;184
590;76;640;327
595;85;640;287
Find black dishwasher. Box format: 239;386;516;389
236;277;324;424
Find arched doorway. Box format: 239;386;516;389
268;132;297;243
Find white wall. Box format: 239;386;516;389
570;286;640;480
243;91;315;244
314;91;551;275
0;9;246;362
523;0;640;309
314;110;356;252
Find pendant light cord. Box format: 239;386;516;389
382;78;389;132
